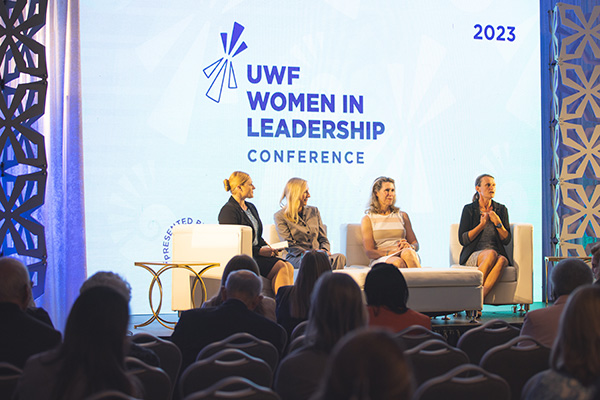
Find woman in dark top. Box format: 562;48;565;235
458;174;511;299
276;249;331;336
218;171;294;295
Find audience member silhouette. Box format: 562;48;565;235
202;254;276;321
522;285;600;400
274;272;367;400
276;249;332;336
0;257;61;368
15;286;142;400
171;269;286;372
520;258;593;347
80;271;159;367
311;329;414;400
364;263;431;332
590;242;600;284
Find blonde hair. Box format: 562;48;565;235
366;176;399;214
280;177;307;223
223;171;250;194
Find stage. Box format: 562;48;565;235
129;302;548;346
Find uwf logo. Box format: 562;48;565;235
204;22;248;103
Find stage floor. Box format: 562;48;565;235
129;302;548;343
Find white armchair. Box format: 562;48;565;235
171;224;253;311
449;223;533;309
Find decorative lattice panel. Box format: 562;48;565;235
0;0;47;298
549;3;600;297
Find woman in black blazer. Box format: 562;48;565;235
458;174;511;299
218;171;294;295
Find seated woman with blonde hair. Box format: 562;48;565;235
218;171;294;295
361;176;421;268
274;177;346;270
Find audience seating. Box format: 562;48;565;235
196;332;280;372
83;390;140;400
125;357;171;400
405;339;470;386
395;325;447;349
285;335;305;356
180;349;272;398
413;364;510;400
450;223;533;310
480;336;551;400
182;376;280;400
171;224;254;310
339;223;483;314
457;319;520;364
289;321;308;342
0;362;22;400
131;332;182;397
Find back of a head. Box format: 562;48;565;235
305;272;366;353
364;263;409;314
225;269;262;304
552;284;600;386
551;258;593;298
222;255;260;282
64;286;130;358
0;257;31;307
590;242;600;281
291;250;332;318
55;286;133;399
314;329;414;400
80;271;132;302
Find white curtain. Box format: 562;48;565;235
37;0;86;330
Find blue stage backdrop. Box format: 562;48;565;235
80;1;542;314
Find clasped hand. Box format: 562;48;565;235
480;210;501;226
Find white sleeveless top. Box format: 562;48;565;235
367;211;406;251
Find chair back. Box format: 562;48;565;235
457;319;520;364
405;339;470;386
285;335;305;356
196;332;279;371
84;390;140;400
180;349;272;399
0;362;22;400
413;364;510;400
171;224;254;310
289;320;308;342
182;376;280;400
131;333;182;397
480;336;551;400
340;224;371;267
396;325;446;349
125;357;171;400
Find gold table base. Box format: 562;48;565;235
134;261;219;330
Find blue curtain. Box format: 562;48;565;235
37;0;86;331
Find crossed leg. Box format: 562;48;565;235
267;260;294;295
386;248;421;269
477;250;508;298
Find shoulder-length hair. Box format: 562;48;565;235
304;272;367;353
366;176;399;214
289;250;331;319
280;177;308;223
551;285;600;386
364;263;409;314
312;329;414;400
51;286;136;400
